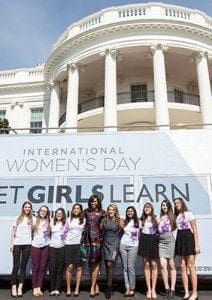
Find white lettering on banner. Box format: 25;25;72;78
6;157;141;173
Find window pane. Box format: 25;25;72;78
30;108;43;133
174;89;183;103
131;84;147;102
0;110;6;119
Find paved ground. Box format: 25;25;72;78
0;277;211;299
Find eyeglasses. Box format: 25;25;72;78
144;205;152;208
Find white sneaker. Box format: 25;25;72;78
50;290;56;296
55;290;60;296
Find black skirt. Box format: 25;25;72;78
65;244;81;265
175;229;195;256
138;233;159;259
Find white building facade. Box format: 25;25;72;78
0;2;212;133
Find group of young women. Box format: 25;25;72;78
10;195;200;300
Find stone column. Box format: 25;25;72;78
195;51;212;128
66;63;79;133
150;44;170;130
101;49;118;132
48;82;60;133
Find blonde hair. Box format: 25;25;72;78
16;201;33;225
106;204;120;225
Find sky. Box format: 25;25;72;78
0;0;212;71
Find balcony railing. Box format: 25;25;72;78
53;3;212;50
59;91;200;125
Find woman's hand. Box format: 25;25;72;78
119;218;125;228
195;244;201;254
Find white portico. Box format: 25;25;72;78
0;2;212;133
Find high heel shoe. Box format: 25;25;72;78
95;284;100;295
17;289;23;297
90;289;96;298
11;287;17;298
129;290;135;297
165;289;170;298
11;292;17;298
169;290;175;299
89;293;96;298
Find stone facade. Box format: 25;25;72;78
0;2;212;133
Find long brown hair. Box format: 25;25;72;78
16;201;33;225
160;199;176;231
71;204;84;225
125;206;139;228
174;197;188;216
53;208;66;226
140;202;157;229
34;205;51;232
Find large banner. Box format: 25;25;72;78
0;130;212;274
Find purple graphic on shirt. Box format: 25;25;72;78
61;223;68;242
144;217;157;235
42;223;50;242
160;216;170;233
130;228;139;241
178;214;189;230
148;225;157;235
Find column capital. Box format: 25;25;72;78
150;44;169;55
10;100;24;109
47;81;60;91
99;48;122;61
196;51;208;59
67;62;80;71
189;50;208;63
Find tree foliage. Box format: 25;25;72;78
0;118;10;134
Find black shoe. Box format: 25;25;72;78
165;289;170;298
66;293;72;297
90;293;96;298
105;286;112;299
169;290;175;299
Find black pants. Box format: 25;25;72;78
11;245;31;285
49;246;65;292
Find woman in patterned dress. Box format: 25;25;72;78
174;197;200;300
81;195;105;297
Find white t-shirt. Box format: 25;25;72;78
32;219;50;248
49;221;67;248
120;219;140;247
157;215;172;234
65;217;85;245
176;211;195;231
13;216;33;245
142;216;158;235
